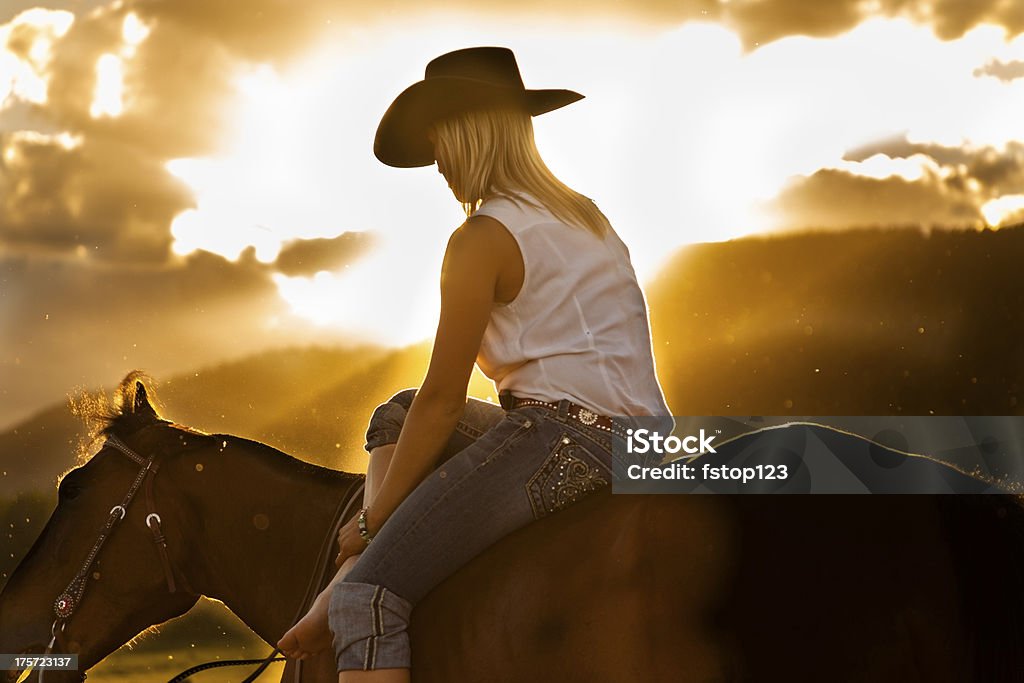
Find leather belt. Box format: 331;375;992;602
505;395;628;439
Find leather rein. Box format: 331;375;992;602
36;432;364;683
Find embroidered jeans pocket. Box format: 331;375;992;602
526;432;612;520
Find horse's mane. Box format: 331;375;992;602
68;370;355;487
68;370;164;464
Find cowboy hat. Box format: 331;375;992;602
373;46;584;168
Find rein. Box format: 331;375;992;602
170;476;364;683
35;431;365;683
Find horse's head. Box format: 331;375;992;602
0;373;209;681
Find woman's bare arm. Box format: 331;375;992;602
363;216;510;534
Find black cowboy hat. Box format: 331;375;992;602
374;46;584;168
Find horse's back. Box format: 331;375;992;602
410;493;731;681
410;492;968;682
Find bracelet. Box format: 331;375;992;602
357;507;373;545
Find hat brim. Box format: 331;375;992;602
374;77;584;168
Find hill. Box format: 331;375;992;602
1;225;1022;676
647;225;1023;420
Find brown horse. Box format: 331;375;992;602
2;374;1023;682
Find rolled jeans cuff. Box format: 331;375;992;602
364;401;409;453
329;580;414;671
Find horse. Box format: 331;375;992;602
2;373;1024;682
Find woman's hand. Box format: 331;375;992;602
335;515;369;567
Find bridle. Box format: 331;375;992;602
39;433;195;681
35;431;364;683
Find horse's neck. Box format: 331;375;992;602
193;439;361;644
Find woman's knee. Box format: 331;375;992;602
387;388;418;410
364;388;418;453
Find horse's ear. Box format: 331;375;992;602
133;381;157;417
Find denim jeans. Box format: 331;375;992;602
328;388;623;672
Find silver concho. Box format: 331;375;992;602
577;408;598;425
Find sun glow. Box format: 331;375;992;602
89;53;124;117
121;12;149;50
826;153;937;181
271;255;443;347
86;12;150;119
981;194;1024;227
159;15;1024;345
167;62;376;263
0;9;74;107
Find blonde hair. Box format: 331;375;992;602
431;107;610;238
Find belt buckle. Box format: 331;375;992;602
577;407;598;425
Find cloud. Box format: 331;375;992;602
767;134;1024;231
844;132;975;167
844;135;1024;199
720;0;866;49
0;1;380;266
973;58;1024;82
13;0;1023;57
273;232;375;277
719;0;1024;50
0;245;369;430
766;165;982;232
4;0;1024;263
0;130;194;262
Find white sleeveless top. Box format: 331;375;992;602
473;191;673;426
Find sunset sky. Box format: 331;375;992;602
2;0;1024;429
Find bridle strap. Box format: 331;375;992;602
105;435;148;465
45;435;196;662
52;437;156;622
143;460;195;595
41;431;364;683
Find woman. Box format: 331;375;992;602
277;46;673;681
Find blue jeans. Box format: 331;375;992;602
328;388;622;672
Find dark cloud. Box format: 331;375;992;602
136;0;1024;51
0;246;365;430
0;1;376;264
0;5;224;262
771;134;1024;232
13;0;1024;54
719;0;1024;50
720;0;865;49
0;132;195;262
968;143;1024;194
843;132;974;167
5;0;1024;261
273;232;375;277
973;58;1024;82
844;135;1024;199
0;1;106;25
42;9;238;157
767;166;982;232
